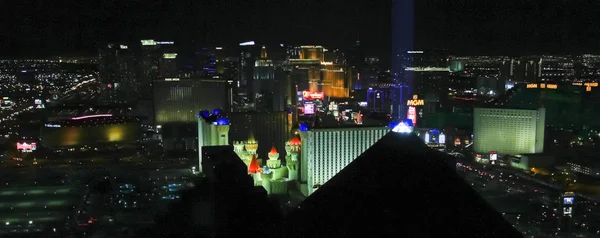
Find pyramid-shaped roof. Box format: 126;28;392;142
289;135;301;146
247;131;257;144
248;154;261;174
268;145;278;155
284;132;522;238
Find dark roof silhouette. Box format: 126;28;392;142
284;132;523;238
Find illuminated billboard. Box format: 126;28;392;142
17;142;36;152
490;152;497;161
302;91;325;100
563;207;573;217
141;39;156;46
563;197;574;205
163;53;177;59
406;95;424;106
304;103;315;115
407;106;417;126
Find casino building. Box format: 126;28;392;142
40;114;141;151
299;125;389;195
473;108;545;156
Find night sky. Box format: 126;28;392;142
1;0;599;58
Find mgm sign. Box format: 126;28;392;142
406;95;424;106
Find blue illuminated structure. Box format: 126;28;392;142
402;119;414;127
198;110;210;119
299;123;309;131
216;118;229;125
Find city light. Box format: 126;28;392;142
71;114;113;120
141;39;156;46
239;41;255;46
404;67;450;72
392;122;413;133
163;53;177;59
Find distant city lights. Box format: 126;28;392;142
71;114;113;120
239;41;255;46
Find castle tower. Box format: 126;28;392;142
289;135;302;154
245;131;258;155
248;154;261;174
261;166;273;194
286;136;301;180
233;141;245;153
286;157;299;181
284;142;292;155
266;145;281;169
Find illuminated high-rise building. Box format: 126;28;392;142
253;46;275;110
298;45;325;61
474;108;545;156
299;126;390;195
197;110;230;173
138;39;161;100
98;43;136;102
238;41;258;102
159;53;178;80
153;78;230;125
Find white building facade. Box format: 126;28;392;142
474;108;545;156
300;127;389;195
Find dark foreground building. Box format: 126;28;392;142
136;132;522;237
284;131;522;238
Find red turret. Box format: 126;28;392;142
269;145;277;155
248;154;261;174
289;136;301;146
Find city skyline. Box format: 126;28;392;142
4;1;600;59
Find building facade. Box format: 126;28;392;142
154;79;229;125
474;108;545;155
299;126;389;195
197;111;230;173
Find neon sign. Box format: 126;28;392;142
406;95;424;106
526;84;538;88
407;106;417;126
71;114;113;120
302;91;325;100
17;142;36;152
